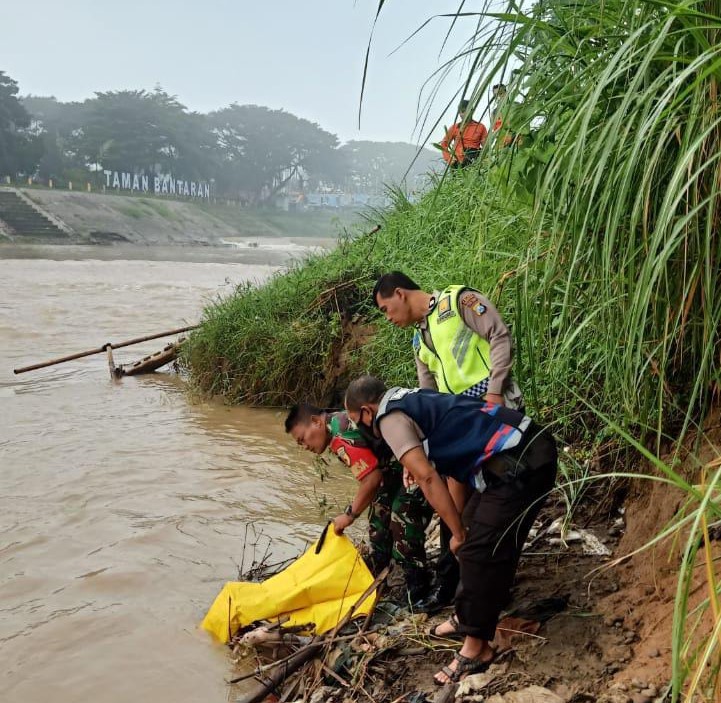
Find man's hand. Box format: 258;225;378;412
332;513;355;535
450;531;467;555
484;392;504;407
402;466;416;488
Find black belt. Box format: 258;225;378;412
481;423;556;486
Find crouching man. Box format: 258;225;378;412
344;376;557;684
285;403;433;604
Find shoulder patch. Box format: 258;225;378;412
460;292;486;316
388;387;419;402
336;445;352;466
412;329;421;352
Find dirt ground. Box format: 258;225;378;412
227;414;721;703
226;493;676;703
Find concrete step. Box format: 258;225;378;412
0;191;67;238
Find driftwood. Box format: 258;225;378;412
13;324;197;374
117;341;182;376
235;566;389;703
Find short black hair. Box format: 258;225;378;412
284;403;324;432
458;99;470;112
345;375;387;412
492;83;507;92
372;272;421;307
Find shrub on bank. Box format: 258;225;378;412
183;168;535;409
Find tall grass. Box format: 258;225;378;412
183;169;535;407
380;1;721;697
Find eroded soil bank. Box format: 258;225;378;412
224;470;708;703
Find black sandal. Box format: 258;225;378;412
428;613;462;639
433;651;492;685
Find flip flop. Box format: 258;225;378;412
428;613;462;639
433;651;493;685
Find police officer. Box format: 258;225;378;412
373;271;522;406
344;376;557;684
372;271;523;613
285;403;433;604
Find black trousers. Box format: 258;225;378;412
437;519;461;595
454;428;558;640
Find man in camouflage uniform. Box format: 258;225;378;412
285;403;433;603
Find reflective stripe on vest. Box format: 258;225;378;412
414;285;492;394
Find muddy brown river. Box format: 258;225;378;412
0;245;356;702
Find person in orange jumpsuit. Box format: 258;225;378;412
440;99;488;168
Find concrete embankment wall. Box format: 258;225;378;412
6;189;357;246
20;189;244;245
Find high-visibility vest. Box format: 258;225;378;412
413;285;492;394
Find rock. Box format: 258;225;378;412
551;684;572;701
648;648;661;658
641;686;658;698
629;694;651;703
456;671;496;696
596;693;631;703
631;679;646;690
483;686;565;703
603;616;623;627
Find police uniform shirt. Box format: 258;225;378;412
376;412;426;466
415;288;513;396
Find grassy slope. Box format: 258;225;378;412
183;169;537;409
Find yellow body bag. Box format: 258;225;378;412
201;526;376;643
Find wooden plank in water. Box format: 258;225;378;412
118;341;181;376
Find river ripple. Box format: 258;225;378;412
0;246;355;703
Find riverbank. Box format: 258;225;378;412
0;187;357;246
226;477;691;703
184;162;720;700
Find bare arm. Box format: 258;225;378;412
399;447;465;547
447;476;470;514
414;354;438;391
332;470;383;535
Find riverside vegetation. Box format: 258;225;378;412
185;1;721;700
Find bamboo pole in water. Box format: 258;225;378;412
13;324;198;374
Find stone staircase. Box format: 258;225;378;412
0;190;68;239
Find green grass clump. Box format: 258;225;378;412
183;169;534;408
117;202;144;219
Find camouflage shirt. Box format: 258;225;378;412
327;411;401;481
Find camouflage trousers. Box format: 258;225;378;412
367;470;433;574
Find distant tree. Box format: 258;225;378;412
0;71;42;177
72;88;216;179
209;105;341;201
22;96;87;181
340;140;439;193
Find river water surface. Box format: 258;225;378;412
0;244;355;703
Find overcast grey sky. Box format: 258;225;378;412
2;1;490;145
